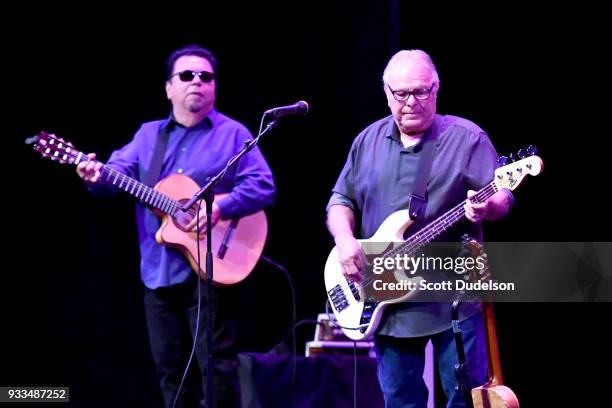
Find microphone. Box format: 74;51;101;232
264;100;309;119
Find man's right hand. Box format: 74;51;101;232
335;235;367;283
76;153;103;183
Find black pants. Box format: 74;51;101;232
144;274;240;408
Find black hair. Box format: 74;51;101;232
166;44;217;79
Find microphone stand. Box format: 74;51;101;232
452;294;475;408
180;117;278;408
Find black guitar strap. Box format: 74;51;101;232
408;115;442;221
143;122;171;187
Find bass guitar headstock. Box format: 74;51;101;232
494;145;543;192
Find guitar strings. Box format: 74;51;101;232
41;139;201;218
333;183;499;299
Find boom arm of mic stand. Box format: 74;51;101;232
180;120;277;213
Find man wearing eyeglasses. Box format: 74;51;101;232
76;44;275;407
326;50;513;407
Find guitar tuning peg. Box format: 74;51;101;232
509;152;516;162
517;148;526;159
527;145;538;155
25;135;39;145
497;156;509;166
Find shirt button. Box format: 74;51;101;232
177;169;183;173
181;148;186;152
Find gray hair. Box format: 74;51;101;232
382;49;440;85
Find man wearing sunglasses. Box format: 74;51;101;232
326;50;513;407
77;44;275;407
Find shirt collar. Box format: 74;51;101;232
384;115;401;142
385;114;442;151
162;108;218;131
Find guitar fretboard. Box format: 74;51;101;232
386;183;499;258
72;151;184;217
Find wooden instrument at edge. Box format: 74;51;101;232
471;301;520;408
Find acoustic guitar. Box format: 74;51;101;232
462;236;519;408
463;239;520;408
471;301;520;407
27;131;267;286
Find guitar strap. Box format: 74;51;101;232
143;121;171;187
408;115;442;221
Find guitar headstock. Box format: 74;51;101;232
494;146;543;192
460;235;491;283
25;131;83;165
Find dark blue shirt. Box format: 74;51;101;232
327;114;506;336
103;109;276;289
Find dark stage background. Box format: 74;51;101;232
4;3;609;407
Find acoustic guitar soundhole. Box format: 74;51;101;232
173;199;197;232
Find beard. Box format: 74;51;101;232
186;98;206;113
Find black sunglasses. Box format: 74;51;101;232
171;70;215;83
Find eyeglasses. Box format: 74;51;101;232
387;83;436;102
171;70;215;83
